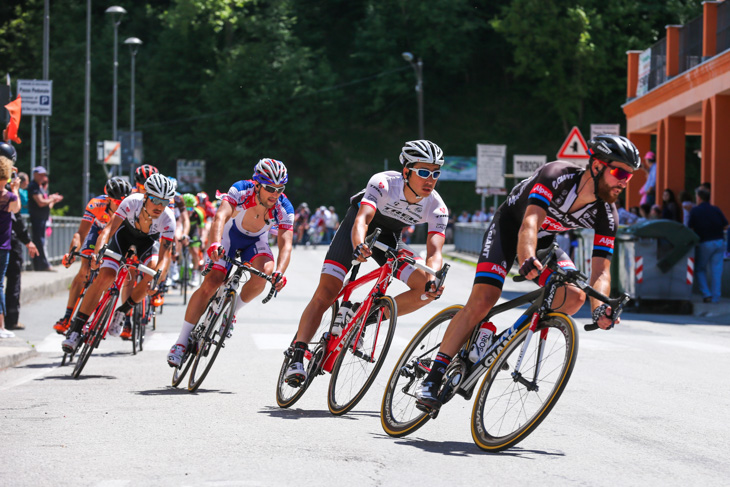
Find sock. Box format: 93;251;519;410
175;320;196;348
234;295;248;316
292;340;308;363
424;352;452;385
70;312;90;334
116;297;136;315
63;307;74;320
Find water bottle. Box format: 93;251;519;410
331;301;356;337
468;321;497;363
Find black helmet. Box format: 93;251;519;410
105;177;133;200
134;164;159;185
0;142;17;163
586;135;640;170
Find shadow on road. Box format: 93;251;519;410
16;362;59;369
36;374;117;381
257;405;379;420
373;433;565;458
133;387;234;396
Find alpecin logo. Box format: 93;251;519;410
595;235;614;248
530;184;553;201
488;264;507;277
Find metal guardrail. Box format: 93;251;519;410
20;215;83;268
453;222;488;255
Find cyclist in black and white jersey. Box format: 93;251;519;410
62;174;177;353
284;140;450;385
416;134;642;411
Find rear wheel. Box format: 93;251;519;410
132;301;145;354
72;298;114;379
188;294;235;392
276;302;337;408
471;313;579;452
328;296;397;416
380;305;462;437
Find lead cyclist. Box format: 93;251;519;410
415;134;642;411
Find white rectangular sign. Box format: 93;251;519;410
590;124;621;139
513;154;547;179
103;141;121;165
17;79;53;116
476;144;506;189
637;48;651;97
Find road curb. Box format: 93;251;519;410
0;344;38;371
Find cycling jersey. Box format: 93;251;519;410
81;194;113;229
475;160;618;289
114;193;176;242
351;171;448;237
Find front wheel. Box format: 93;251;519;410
471;313;579;452
328;296;397;416
380;305;463;437
72;299;114;379
187;293;235;392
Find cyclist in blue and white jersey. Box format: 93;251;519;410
167;159;294;367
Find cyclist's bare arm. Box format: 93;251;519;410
69;219;93;253
207;199;234;254
275;228;294;274
153;238;174;286
517;205;546;280
589;256;616;329
352;204;376;262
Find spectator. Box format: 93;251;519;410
325;205;339;244
629;206;641;219
293;203;310;246
660;188;682;222
637;203;652;224
445;210;455;244
688;186;728;303
17;172;29;216
617;200;638;225
485;206;496;222
472;209;488;223
0;156;22;338
28;166;63;271
457;210;470;223
649;204;662;219
679;190;694;226
639;151;656;206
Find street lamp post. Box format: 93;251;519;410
106;6;126;176
402;52;424;140
124;37;143;181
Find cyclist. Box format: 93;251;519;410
415;134;640;411
182;193;205;286
53;177;133;334
293;202;310;246
284;140;449;386
61;173;177;353
167;158;294;367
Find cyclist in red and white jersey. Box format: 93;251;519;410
53;177;133;334
416;134;641;411
284;140;450;385
62;174;177;353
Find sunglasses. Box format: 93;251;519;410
261;184;285;194
596;160;633;181
411;168;441;180
148;195;170;206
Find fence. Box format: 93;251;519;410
20;215;83;268
679;14;704;73
718;0;730;54
648;37;667;91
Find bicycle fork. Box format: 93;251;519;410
511;313;548;392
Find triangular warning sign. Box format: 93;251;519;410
556;126;589;160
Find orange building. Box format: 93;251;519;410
623;0;730;216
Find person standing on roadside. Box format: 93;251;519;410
639;151;656;206
688;186;728;304
27;166;63;271
0;155;22;338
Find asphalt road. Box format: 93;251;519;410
2;245;729;486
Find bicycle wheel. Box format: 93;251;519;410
275;302;337;408
132;302;144;354
380;305;463;437
72;299;114;379
188;293;235;392
328;296;397;415
181;248;190;304
471;312;579;452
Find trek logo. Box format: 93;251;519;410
541;216;571;232
379;182;385;189
530;184;553;201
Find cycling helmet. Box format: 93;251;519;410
168;176;178;187
586;135;640;170
399;140;444;167
0;142;17;163
252;158;288;185
197;191;209;202
104;177;133;200
144;173;176;199
182;193;197;208
134;164;159;185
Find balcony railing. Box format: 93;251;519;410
648;37;667;91
679;14;704;73
718;0;730;53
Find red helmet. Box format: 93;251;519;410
135;164;159;185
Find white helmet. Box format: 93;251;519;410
253;158;288;185
144;173;176;199
399;140;444;167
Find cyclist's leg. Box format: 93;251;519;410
64;266;117;335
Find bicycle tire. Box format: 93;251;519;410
181;247;190;305
71;299;114;379
132;302;144;354
380;305;463;437
275;302;337;409
328;296;397;416
188;294;235;392
471;312;579;452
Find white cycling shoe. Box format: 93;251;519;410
284;361;307;387
107;311;126;337
62;332;81;354
167;344;186;368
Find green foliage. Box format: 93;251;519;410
50;204;70;216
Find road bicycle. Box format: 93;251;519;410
275;229;450;416
71;246;159;379
60;252;97;366
179;241;192;304
171;250;277;392
380;242;630;452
